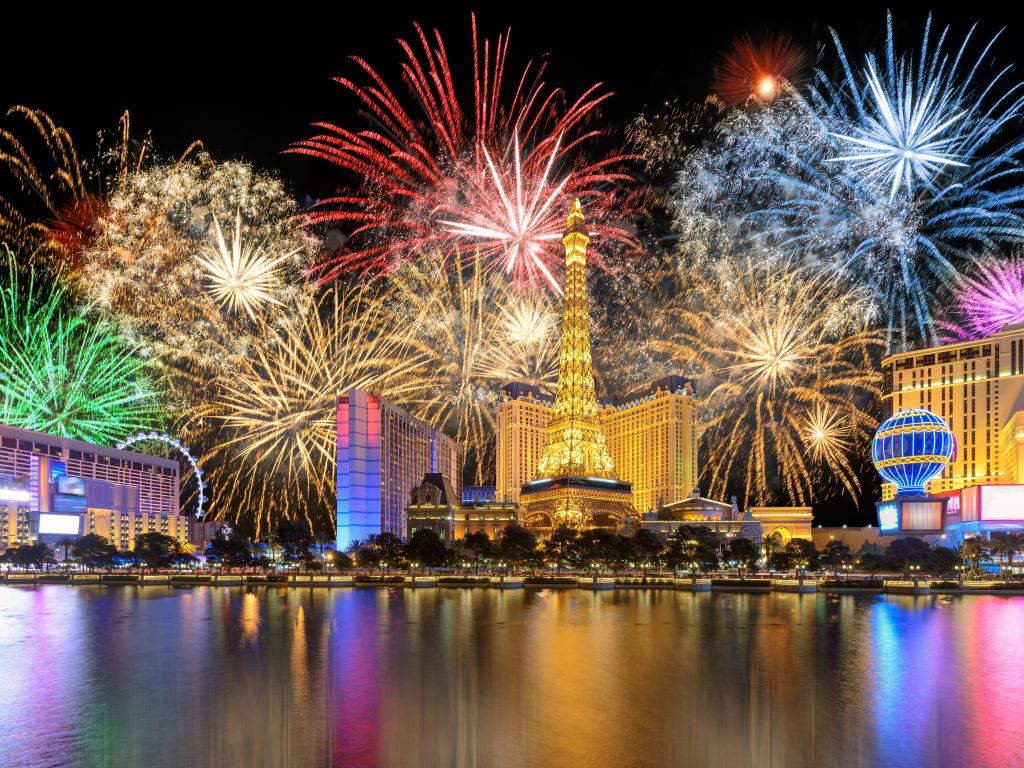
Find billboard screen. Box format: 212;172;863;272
878;503;899;532
0;487;30;502
53;494;88;514
902;501;944;531
38;513;81;535
57;476;86;496
980;486;1024;521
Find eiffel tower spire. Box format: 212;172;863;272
535;199;618;479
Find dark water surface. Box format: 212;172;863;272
1;585;1022;768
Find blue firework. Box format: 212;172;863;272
670;14;1024;351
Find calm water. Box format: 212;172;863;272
1;586;1023;768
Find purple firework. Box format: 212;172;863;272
943;255;1024;341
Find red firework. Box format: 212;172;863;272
713;32;808;106
290;14;636;290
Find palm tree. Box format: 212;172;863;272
759;533;782;568
55;537;76;566
960;537;990;578
989;532;1024;580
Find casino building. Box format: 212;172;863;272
0;424;187;551
496;377;699;515
877;325;1024;545
335;388;463;551
491;201;809;538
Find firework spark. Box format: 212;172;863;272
385;253;559;482
187;286;427;536
77;159;316;379
196;210;298;318
653;253;881;505
0;250;163;444
290;14;636;288
0;107;200;269
942;253;1024;341
713;32;808;106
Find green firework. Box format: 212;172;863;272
0;255;163;444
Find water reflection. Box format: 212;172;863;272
1;586;1022;767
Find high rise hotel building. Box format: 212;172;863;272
881;323;1024;498
336;388;463;550
0;424;186;550
496;376;699;514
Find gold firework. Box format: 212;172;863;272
655;254;881;505
187;286;427;537
77;159;316;381
196;210;297;318
0;106;200;269
386;253;559;483
804;405;852;463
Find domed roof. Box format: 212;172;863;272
872;409;955;497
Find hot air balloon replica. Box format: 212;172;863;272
872;409;955;535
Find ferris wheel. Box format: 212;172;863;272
116;431;208;519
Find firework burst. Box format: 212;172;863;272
290;14;636;289
385;253;559;482
941;252;1024;341
653;253;881;506
196;210;299;318
187;286;427;536
77;158;316;380
0;249;163;444
0;107;200;270
713;32;808;106
669;15;1024;351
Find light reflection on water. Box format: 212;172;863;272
1;586;1022;768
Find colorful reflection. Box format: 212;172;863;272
1;586;1023;767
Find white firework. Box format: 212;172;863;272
440;133;569;293
196;210;299;318
830;60;967;199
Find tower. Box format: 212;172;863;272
519;200;635;530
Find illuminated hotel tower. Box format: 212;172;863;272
519;201;635;529
880;324;1024;498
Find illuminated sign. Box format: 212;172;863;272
878;503;899;532
57;476;86;496
0;488;30;502
38;514;81;535
980;486;1024;521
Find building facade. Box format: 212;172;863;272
405;474;519;543
881;324;1024;498
495;376;699;515
0;424;185;550
638;493;811;542
336;389;463;551
601;376;699;516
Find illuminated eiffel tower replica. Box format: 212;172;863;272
519;200;636;530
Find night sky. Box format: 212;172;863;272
4;2;1020;525
4;1;1010;198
